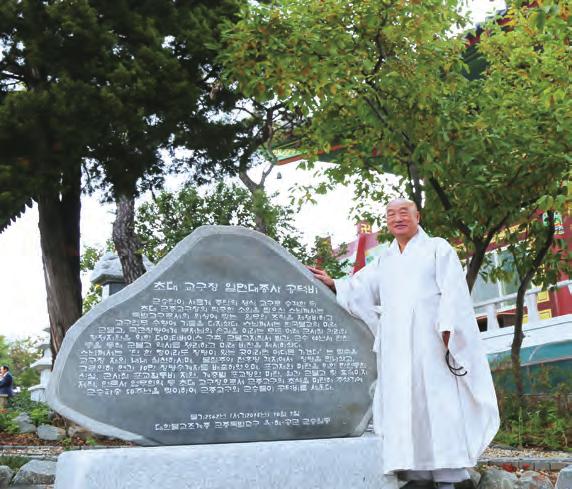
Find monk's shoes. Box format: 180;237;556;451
400;481;437;489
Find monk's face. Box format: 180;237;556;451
386;200;419;240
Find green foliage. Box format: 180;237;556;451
221;0;571;290
85;437;98;447
0;0;247;210
135;182;308;261
495;392;571;450
60;437;74;450
496;211;571;296
29;404;51;426
7;389;37;414
0;412;18;434
0;0;248;350
80;245;105;274
0;336;10;372
310;237;349;279
81;241;115;313
82;283;103;314
0;456;29;471
0;390;51;435
0;336;42;389
493;365;572;450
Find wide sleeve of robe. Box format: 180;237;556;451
333;258;381;337
434;238;500;460
434;239;476;335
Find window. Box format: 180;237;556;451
471;249;525;315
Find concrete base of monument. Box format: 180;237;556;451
55;434;398;489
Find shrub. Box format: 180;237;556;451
0;455;29;471
0;411;19;434
494;366;572;450
8;390;37;414
29;404;51;426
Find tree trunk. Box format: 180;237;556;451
38;170;82;358
112;193;146;284
254;211;269;235
510;212;555;405
511;283;527;402
465;242;487;292
238;170;269;235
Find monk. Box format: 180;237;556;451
308;199;499;489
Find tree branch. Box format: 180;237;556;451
484;212;510;248
428;177;473;239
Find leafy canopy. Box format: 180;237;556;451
220;0;571;287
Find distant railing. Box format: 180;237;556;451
473;280;572;331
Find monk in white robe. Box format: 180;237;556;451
309;199;499;489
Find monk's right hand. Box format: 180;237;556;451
307;266;336;292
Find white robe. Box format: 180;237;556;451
335;227;499;475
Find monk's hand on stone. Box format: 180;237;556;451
442;331;451;348
307;266;336;292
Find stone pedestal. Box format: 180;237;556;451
55;435;396;489
29;330;52;403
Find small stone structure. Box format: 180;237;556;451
29;327;52;403
90;252;154;299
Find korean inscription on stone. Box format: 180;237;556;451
48;226;376;445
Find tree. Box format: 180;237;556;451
491;191;571;402
0;0;244;353
7;337;42;389
220;0;571;291
87;0;246;285
135;181;308;262
80;242;115;314
0;336;42;389
0;336;10;368
79;181;310;313
311;236;349;279
173;76;306;236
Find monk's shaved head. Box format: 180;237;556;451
386;198;420;245
386;198;418;212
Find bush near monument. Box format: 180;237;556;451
493;366;572;451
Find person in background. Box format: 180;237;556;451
0;365;14;397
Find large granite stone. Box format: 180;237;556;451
556;465;572;489
479;468;517;489
36;425;66;441
516;471;553;489
14;412;36;434
54;435;396;489
12;460;56;486
0;465;14;489
48;226;376;445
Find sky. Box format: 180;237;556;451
0;0;506;341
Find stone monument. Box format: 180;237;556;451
48;226;394;489
29;326;52;403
